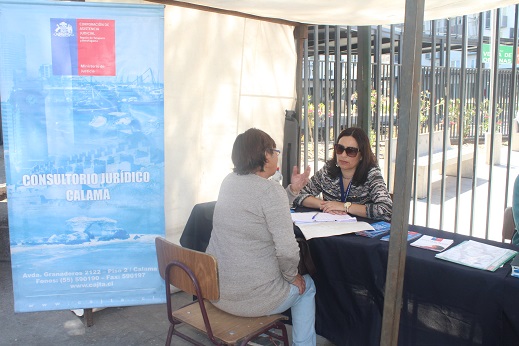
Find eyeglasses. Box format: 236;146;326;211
269;148;281;156
334;144;359;157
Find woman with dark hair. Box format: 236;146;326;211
206;128;316;345
293;127;392;222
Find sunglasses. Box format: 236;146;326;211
334;144;359;157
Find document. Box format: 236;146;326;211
435;240;517;271
291;212;356;224
296;221;373;240
410;235;454;252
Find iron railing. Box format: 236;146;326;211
298;6;519;240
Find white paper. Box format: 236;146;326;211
296;221;374;240
435;240;518;271
291;212;356;224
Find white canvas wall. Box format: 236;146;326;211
88;0;298;241
164;6;297;240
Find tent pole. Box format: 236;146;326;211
380;0;424;344
294;24;308;169
357;26;371;133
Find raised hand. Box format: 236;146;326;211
290;165;311;194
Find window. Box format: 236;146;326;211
485;11;491;29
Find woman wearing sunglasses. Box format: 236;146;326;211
293;127;392;222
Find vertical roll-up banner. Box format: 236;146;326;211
0;0;165;312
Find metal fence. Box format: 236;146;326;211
306;61;519;142
298;7;519;240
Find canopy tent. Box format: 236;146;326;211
89;0;516;343
155;0;518;25
149;0;519;344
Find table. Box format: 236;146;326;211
308;223;519;345
180;202;519;345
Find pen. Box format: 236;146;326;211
312;212;318;220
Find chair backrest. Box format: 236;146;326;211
502;207;516;242
180;201;216;252
155;237;219;300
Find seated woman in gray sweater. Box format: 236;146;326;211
206;128;316;345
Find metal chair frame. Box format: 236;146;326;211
156;237;289;346
503;207;517;243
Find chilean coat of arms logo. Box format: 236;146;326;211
54;22;74;37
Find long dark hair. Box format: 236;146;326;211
232;128;276;175
325;127;377;184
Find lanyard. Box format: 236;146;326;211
339;175;352;202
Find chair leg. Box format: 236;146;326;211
273;322;289;345
239;322;289;346
278;322;289;345
165;324;174;346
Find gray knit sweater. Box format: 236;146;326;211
206;173;300;317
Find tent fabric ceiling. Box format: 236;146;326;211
169;0;518;26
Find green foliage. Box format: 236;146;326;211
303;96;333;143
479;99;503;133
435;96;504;139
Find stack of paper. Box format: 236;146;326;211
291;212;356;224
295;221;374;240
435;240;518;271
410;235;454;252
291;212;373;240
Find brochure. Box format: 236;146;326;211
511;254;519;278
355;221;391;238
410;235;454;252
380;231;422;242
435;240;518;272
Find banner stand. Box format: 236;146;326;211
84;308;94;327
72;307;106;326
1;1;166;314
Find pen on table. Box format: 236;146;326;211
312;212;319;220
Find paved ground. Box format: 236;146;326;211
0;258;332;345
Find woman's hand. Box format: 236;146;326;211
290;165;311;194
292;274;306;294
321;201;348;214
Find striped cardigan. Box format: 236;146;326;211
293;165;393;222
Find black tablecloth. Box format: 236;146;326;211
179;202;519;346
309;224;519;346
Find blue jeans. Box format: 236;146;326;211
268;274;316;346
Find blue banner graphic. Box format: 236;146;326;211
50;18;79;76
0;1;165;312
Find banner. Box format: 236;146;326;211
482;43;519;66
0;0;165;312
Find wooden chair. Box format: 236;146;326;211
155;237;289;346
502;207;516;243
